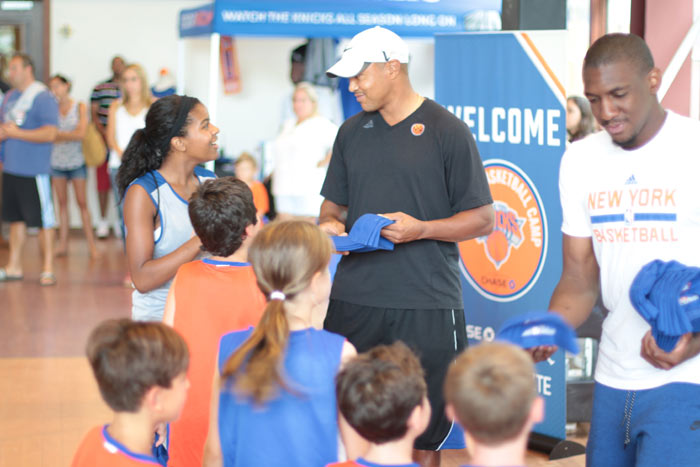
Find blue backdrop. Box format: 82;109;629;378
179;0;502;38
435;32;567;440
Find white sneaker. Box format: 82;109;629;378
113;224;123;239
96;220;109;239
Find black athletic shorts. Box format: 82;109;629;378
1;172;56;228
324;299;468;451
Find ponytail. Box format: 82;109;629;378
220;221;333;404
116;95;200;199
221;299;290;403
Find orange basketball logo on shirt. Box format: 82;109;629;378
459;160;547;302
411;123;425;136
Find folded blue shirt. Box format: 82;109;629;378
496;311;579;354
332;213;395;253
629;259;700;352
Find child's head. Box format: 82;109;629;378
221;221;333;402
86;319;190;422
336;341;430;444
188;177;258;257
444;342;541;446
234;152;258;183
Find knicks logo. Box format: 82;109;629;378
411;123;425;136
459;160;548;302
476;202;525;270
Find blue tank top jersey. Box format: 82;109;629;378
217;327;346;467
127;166;215;321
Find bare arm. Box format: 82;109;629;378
549;234;600;328
162;275;177;326
123;184;202;293
1;123;57;143
380;204;495;244
532;234;600;362
318;199;348;235
203;365;223;467
105;100;121;156
55;102;87;142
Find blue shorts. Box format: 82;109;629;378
587;382;700;467
51;165;87;180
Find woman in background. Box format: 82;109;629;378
272;82;338;221
106;63;152;240
49;74;99;259
566;95;595;143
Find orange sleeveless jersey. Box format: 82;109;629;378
168;259;266;467
72;425;161;466
250;180;270;215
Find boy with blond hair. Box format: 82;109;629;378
444;342;543;467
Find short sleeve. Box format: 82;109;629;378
442;120;493;213
559;146;592;237
90;85;100;102
320;125;349;206
34;92;59;127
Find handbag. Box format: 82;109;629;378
82;122;107;167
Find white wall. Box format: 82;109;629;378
50;0;435;227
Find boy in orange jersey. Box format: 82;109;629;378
444;342;543;467
234;152;269;218
163;177;266;467
328;342;431;467
72;319;190;467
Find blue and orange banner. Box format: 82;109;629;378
436;32;568;440
220;35;241;95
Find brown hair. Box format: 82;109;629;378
188;177;257;257
336;341;427;444
220;221;332;403
86;319;189;412
444;342;536;445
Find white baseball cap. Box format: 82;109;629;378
326;26;410;78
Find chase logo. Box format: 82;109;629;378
459;159;548;302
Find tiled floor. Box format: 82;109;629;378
0;232;585;467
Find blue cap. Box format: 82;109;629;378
332;213;395;253
496;311;579;354
629;259;700;352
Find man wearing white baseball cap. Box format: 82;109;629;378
319;26;495;466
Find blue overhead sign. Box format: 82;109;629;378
179;0;502;38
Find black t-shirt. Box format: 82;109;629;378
321;98;492;309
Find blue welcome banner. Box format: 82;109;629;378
435;32;567;440
180;0;502;38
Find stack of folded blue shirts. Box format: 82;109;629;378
496;311;579;354
332;213;396;253
629;259;700;352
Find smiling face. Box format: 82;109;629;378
583;60;661;149
348;63;392;112
182;103;220;162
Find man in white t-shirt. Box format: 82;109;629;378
534;33;700;466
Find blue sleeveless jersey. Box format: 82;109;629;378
217;327;345;467
127;166;215;321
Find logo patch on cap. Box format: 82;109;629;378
411;123;425;136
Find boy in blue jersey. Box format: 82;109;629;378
444;342;543;467
328;342;431;467
72;319;190;467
